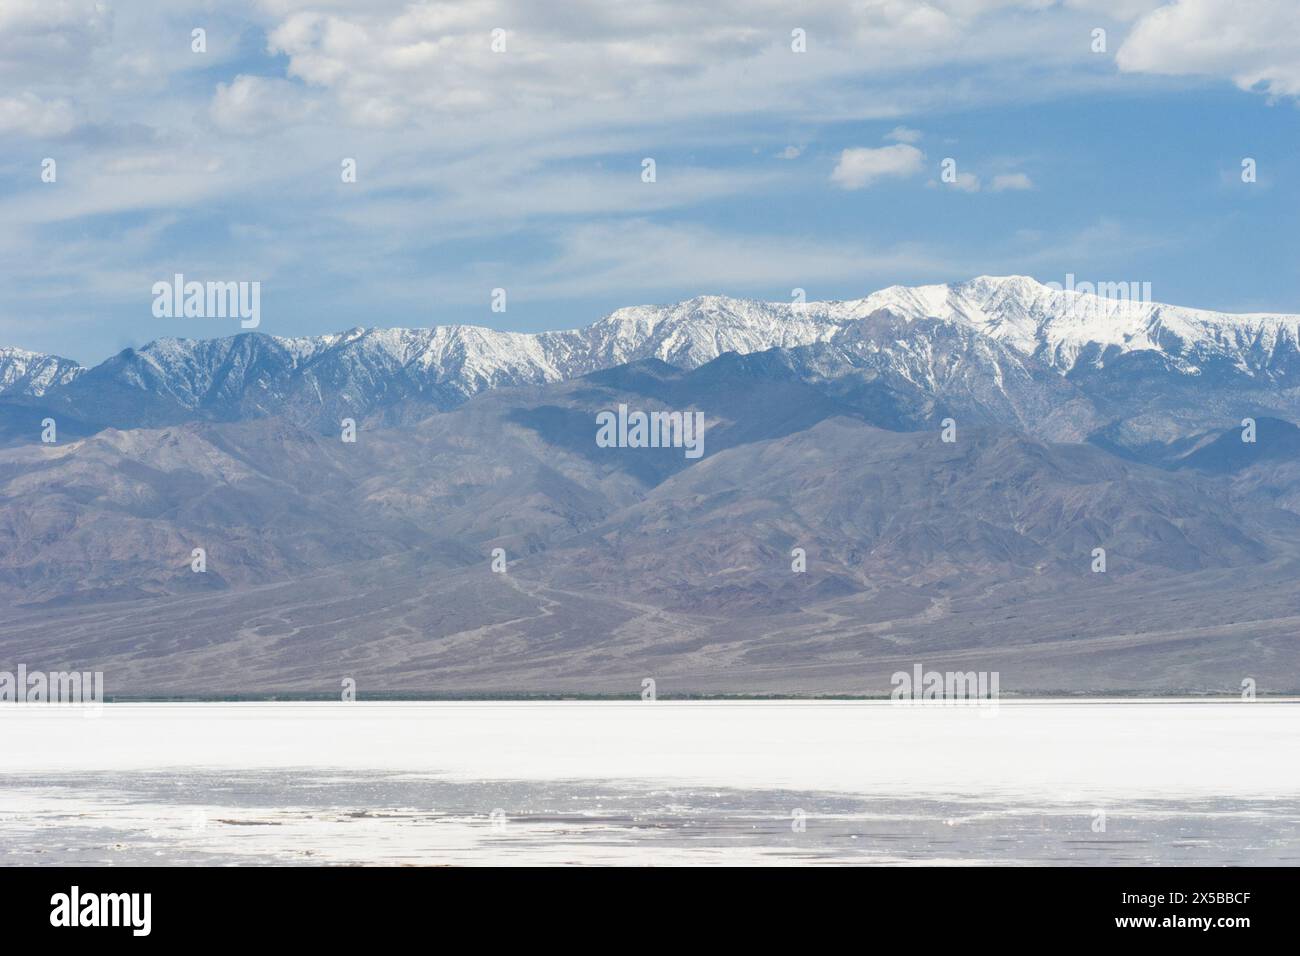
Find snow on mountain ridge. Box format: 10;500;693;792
0;346;84;396
6;277;1299;418
857;276;1300;376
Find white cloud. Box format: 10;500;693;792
830;144;924;189
210;75;317;135
519;219;959;301
0;92;76;136
949;171;982;192
1117;0;1300;97
0;0;111;76
250;1;1144;130
991;172;1034;191
884;125;923;143
777;145;802;159
337;165;785;233
262;2;795;125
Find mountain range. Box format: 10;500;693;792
5;275;1300;441
2;276;1298;696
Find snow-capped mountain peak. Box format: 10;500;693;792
854;275;1300;376
5;276;1299;431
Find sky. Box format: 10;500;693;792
1;0;1298;364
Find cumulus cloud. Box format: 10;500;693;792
991;172;1034;191
830;144;924;189
1117;0;1300;97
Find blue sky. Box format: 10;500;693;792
1;0;1297;363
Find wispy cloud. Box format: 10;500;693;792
991;172;1034;191
884;125;922;143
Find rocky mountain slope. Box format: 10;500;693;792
2;349;1299;694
